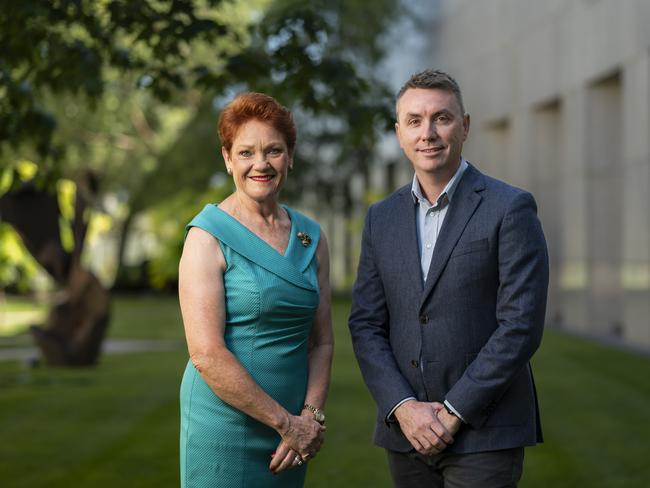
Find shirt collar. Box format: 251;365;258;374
411;158;468;206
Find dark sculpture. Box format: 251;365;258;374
0;171;110;366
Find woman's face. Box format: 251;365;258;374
222;119;292;204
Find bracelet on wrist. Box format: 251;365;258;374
302;403;326;425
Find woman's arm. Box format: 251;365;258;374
180;227;324;459
303;231;334;412
270;232;334;473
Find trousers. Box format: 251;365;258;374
386;447;525;488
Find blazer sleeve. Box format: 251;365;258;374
445;191;549;428
348;205;416;422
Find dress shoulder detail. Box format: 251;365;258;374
186;204;318;292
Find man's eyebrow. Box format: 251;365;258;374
432;109;453;117
404;109;454;119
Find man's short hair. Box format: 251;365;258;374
396;69;465;116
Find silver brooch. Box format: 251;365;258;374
297;232;311;247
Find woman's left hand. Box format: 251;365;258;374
269;412;323;474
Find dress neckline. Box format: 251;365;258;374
212;204;295;258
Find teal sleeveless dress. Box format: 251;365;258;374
180;204;321;488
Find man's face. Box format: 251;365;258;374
395;88;469;179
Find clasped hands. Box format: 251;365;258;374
269;410;325;474
394;400;461;456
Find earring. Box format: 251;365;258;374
226;167;232;175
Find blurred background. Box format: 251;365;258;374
1;0;648;486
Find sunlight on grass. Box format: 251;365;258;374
0;295;648;487
0;295;46;336
0;311;42;335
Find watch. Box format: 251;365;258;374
444;403;458;418
303;403;326;425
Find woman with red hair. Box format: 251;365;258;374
178;93;333;487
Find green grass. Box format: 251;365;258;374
0;295;48;312
0;295;648;487
524;332;650;488
0;350;186;487
107;294;186;341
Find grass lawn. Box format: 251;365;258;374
0;295;648;487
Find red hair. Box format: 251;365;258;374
218;92;296;155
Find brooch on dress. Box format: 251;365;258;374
297;232;311;247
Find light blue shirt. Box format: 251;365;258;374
411;159;468;282
388;158;469;423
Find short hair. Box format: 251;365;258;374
218;92;296;155
396;69;465;116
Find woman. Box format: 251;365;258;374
178;93;333;487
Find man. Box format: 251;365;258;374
348;69;549;487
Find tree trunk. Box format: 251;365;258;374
31;263;110;366
0;172;110;366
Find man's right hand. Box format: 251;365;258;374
393;400;454;455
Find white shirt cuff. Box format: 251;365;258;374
444;400;467;423
386;397;417;422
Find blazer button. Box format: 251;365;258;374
411;359;419;368
419;314;429;325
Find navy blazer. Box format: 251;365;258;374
348;163;549;454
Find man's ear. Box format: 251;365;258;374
462;113;470;140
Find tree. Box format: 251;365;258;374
0;0;265;365
0;0;399;365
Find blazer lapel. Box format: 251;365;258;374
419;165;485;310
396;187;425;292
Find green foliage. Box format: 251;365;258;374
0;0;237;158
0;224;42;291
0;0;269;290
126;102;222;215
0;0;395;171
225;0;398;199
147;184;231;289
1;0;400;291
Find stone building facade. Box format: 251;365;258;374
423;0;650;349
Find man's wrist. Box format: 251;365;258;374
443;400;466;423
439;407;462;431
388;397;417;423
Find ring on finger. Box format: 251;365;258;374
294;455;303;466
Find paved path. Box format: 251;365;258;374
0;339;184;362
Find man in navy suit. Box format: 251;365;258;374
348;69;549;487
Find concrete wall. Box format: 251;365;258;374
428;0;650;349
